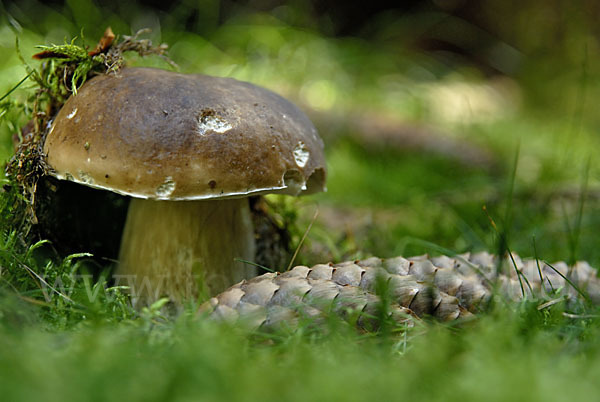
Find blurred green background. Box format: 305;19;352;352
2;0;600;266
1;1;600;401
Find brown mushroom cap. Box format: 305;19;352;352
43;67;326;200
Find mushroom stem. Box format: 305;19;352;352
115;197;256;305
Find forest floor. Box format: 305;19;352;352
1;4;600;401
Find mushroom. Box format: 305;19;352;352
43;67;326;305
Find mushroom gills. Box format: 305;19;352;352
116;197;257;306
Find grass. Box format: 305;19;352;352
1;305;599;402
1;2;600;401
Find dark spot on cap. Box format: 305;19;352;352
208;180;217;189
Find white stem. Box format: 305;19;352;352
115;198;256;306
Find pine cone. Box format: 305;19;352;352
200;252;600;330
